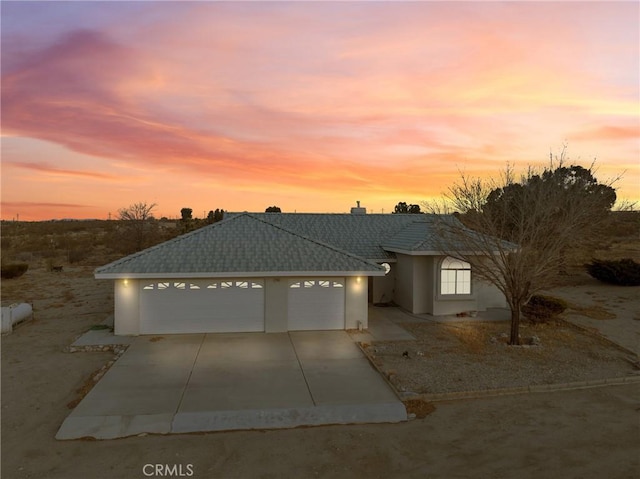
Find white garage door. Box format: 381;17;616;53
139;280;264;334
288;279;345;331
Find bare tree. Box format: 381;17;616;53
117;202;158;252
426;153;617;345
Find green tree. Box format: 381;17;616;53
180;208;193;221
393;202;421;214
265;206;282;212
206;209;225;223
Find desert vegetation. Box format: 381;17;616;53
0;217;181;276
585;258;640;286
426;149;638;344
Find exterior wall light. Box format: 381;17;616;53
123;279;129;287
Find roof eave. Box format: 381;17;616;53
382;247;511;256
95;270;386;280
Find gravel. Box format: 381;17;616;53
364;320;637;395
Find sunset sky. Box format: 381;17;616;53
2;1;638;221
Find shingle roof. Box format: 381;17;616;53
227;213;433;260
95;213;385;278
382;215;518;253
381;218;443;252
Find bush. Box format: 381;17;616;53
521;295;567;323
1;262;29;279
585;258;640;286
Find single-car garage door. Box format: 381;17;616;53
288;278;345;330
139;280;264;334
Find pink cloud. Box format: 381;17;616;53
569;126;640;142
6;161;119;180
1;2;638;220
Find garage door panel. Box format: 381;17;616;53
140;280;264;334
288;279;345;331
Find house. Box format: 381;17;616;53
95;208;507;336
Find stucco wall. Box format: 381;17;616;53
394;255;414;312
475;280;508;309
345;276;368;329
113;275;371;335
371;265;395;304
412;256;434;314
264;278;288;332
114;279;140;335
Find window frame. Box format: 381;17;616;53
438;256;472;297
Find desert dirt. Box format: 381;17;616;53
2;265;640;478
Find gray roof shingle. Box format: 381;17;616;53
95;213;385;278
382;215;518;253
96;212;515;278
227;212;433;260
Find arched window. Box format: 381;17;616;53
440;257;471;295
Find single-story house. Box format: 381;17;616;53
96;208;507;336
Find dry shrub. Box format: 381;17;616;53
522;295;568;323
67;366;105;409
404;399;436;418
444;324;487;354
586;258;640;286
1;263;29;279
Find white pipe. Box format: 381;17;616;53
1;303;33;333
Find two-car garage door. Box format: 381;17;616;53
139;277;346;333
139;280;264;334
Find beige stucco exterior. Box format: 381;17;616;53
114;279;140;335
112;275;369;336
111;256;507;336
392;254;506;316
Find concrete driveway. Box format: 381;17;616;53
56;331;406;440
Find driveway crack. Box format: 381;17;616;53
174;333;206;416
288;333;316;406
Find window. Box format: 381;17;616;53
440;257;471;295
290;280;344;289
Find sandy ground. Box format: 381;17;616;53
2;267;639;478
549;278;640;355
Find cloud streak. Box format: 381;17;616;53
6;161;119;181
1;2;638;220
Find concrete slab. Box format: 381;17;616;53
301;358;400;405
351;308;416;341
172;402;407;434
197;332;297;362
57;331;407;440
182;361;313;410
56;413;173;440
289;331;363;359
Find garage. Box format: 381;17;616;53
139;279;264;334
288;278;345;330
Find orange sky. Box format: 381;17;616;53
1;1;638;221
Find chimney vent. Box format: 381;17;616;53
350;201;367;215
